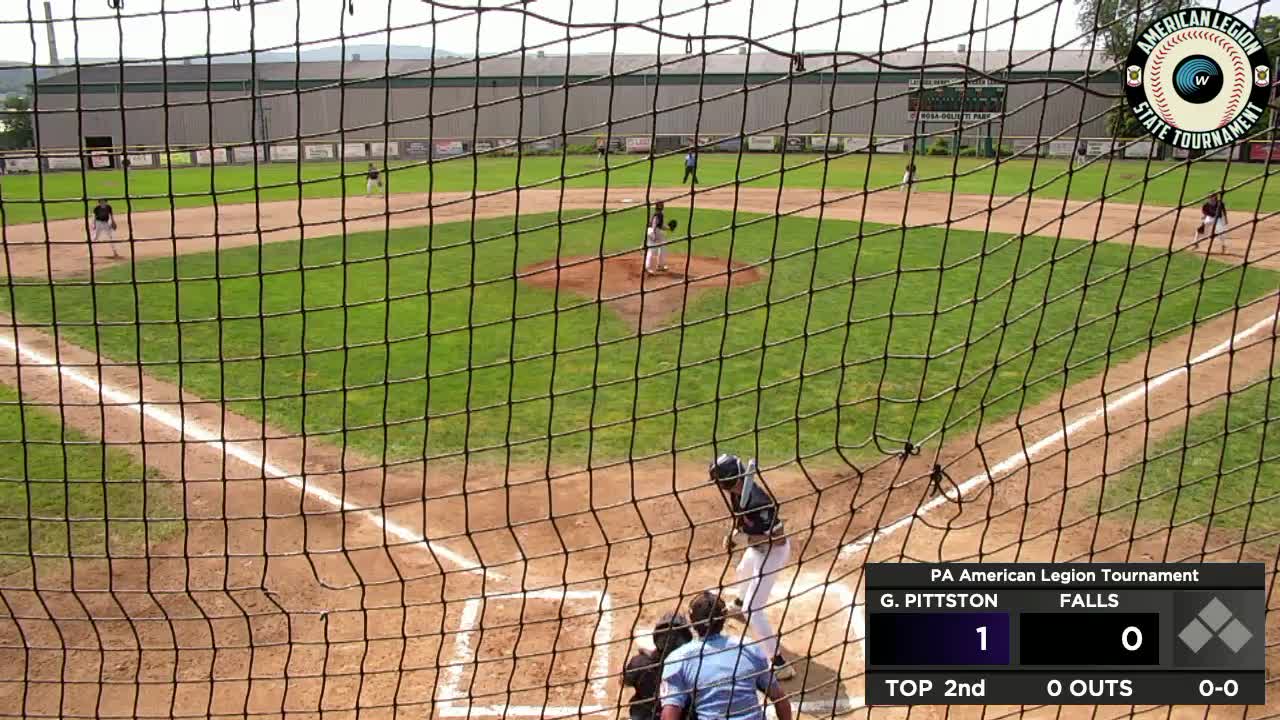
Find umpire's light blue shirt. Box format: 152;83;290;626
660;633;776;720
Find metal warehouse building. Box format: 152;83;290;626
29;49;1117;157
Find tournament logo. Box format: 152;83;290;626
1124;8;1272;151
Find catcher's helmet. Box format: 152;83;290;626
653;612;693;656
709;453;746;486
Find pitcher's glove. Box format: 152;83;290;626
667;219;678;232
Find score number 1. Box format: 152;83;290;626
977;626;987;651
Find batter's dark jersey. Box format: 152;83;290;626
727;481;779;537
93;204;113;223
367;168;380;180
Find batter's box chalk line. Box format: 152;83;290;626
434;588;615;718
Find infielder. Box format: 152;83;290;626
1195;192;1229;252
710;454;796;680
365;163;384;196
90;198;120;258
645;202;677;275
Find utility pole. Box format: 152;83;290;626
44;2;59;66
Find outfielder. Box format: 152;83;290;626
710;454;796;680
90;198;120;258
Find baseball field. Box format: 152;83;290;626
0;149;1276;719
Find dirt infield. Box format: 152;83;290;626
0;185;1276;719
518;252;761;330
1;186;1277;277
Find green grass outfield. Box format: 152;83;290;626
0;152;1276;226
2;208;1274;467
0;384;178;573
1104;372;1278;538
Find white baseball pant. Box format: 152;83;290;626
644;228;666;272
733;537;791;659
92;220;115;243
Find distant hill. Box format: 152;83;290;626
214;44;457;63
0;65;55;96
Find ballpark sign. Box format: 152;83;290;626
1125;8;1271;151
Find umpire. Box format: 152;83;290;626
659;592;794;720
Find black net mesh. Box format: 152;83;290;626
0;0;1276;718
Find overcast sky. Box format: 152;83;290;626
0;0;1274;65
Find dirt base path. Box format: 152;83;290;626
0;275;1274;718
3;186;1277;278
0;185;1276;717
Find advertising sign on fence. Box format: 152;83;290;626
47;154;82;169
195;148;229;165
530;139;556;153
342;143;367;159
370;142;399;157
304;144;335;160
809;136;841;151
5;156;39;172
89;152;112;169
1086;140;1111;157
873;136;908;153
626;137;652;153
1047;140;1075;157
747;135;775;151
165;151;193;166
715;136;741;152
433;140;465;157
231;146;265;163
126;153;155;168
843;136;871;152
1200;144;1234;161
403;141;431;158
1122;140;1154;159
785;136;804;153
1249;141;1280;161
474;141;494;154
272;144;300;161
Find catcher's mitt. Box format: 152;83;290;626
667;219;678;232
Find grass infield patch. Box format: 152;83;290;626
3;208;1274;469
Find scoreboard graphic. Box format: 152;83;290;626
907;78;1008;122
866;563;1265;705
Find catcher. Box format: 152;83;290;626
623;612;693;720
711;454;797;680
645;201;679;275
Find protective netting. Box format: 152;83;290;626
0;0;1276;718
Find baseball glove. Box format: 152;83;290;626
667;219;678;232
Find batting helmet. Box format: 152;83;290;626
709;454;746;487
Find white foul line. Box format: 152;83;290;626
842;309;1280;557
0;330;494;579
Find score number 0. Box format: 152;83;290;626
973;625;1144;651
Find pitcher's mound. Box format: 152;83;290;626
520;252;762;330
